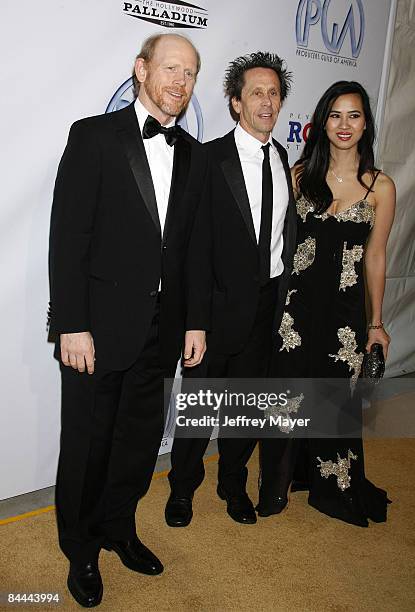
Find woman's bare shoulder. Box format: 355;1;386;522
376;171;395;189
362;170;395;203
374;171;396;200
365;171;396;211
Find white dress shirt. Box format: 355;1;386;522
134;97;174;236
234;123;289;278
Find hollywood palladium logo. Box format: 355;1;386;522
123;0;209;29
296;0;365;67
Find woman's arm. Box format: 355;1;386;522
364;172;396;358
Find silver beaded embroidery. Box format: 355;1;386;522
339;242;364;291
278;311;301;352
328;326;364;383
285;289;297;306
317;200;375;228
292;237;316;276
296;196;313;222
316;450;358;491
265;393;305;433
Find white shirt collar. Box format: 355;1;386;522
234;123;276;156
134;97;175;132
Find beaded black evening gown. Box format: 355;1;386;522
269;176;389;527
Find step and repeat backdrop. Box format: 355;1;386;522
1;0;398;499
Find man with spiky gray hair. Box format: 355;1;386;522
166;51;297;528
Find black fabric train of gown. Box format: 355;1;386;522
263;174;389;527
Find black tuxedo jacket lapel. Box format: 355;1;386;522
114;105;161;235
163;127;191;239
273;137;297;272
220;131;257;245
273;138;294;207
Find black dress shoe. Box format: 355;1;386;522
165;493;193;527
217;485;257;524
256;496;289;517
103;536;163;575
67;561;103;608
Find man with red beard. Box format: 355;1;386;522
49;34;210;607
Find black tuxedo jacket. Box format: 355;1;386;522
204;129;297;355
49;103;210;370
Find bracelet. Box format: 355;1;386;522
368;322;384;330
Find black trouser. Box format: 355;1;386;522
169;279;278;497
56;303;176;564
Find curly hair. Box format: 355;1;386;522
224;51;292;121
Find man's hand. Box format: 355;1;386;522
60;331;95;374
183;330;206;368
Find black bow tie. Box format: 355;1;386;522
142;115;179;146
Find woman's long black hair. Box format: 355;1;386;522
296;81;379;214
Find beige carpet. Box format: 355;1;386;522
1;440;414;612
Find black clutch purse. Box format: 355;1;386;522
362;343;385;379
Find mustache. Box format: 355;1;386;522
164;87;188;97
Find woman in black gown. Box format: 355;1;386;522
258;81;396;527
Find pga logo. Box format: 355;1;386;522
296;0;365;59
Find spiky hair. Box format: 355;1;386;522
224;51;292;120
